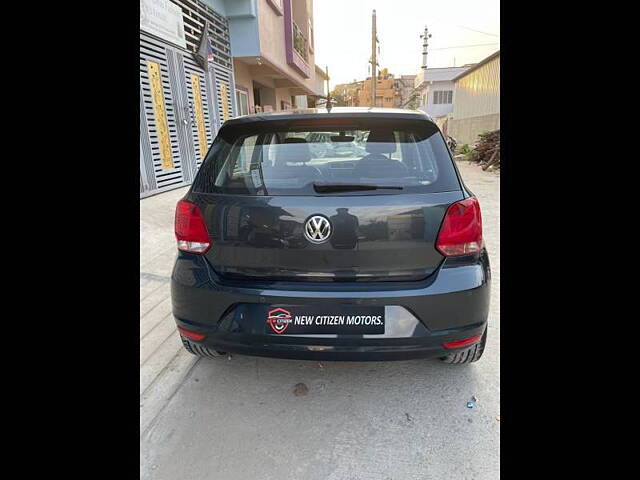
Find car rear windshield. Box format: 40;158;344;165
192;117;461;195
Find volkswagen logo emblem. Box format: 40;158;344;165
304;215;331;244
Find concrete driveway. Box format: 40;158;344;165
140;161;500;479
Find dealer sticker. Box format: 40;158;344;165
266;306;385;335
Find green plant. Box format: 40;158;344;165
464;150;479;163
327;90;347;106
460;144;471;155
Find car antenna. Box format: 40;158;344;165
325;65;332;112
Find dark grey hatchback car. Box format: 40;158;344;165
171;107;490;363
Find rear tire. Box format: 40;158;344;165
180;334;226;358
440;327;487;364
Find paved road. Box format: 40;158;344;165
140;161;500;479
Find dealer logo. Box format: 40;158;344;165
267;307;292;334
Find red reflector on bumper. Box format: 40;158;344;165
178;327;206;341
443;334;482;349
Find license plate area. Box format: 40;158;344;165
266;305;385;335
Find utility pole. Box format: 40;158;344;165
420;26;432;70
371;9;377;107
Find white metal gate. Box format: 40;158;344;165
140;0;235;198
140;33;187;195
182;54;215;174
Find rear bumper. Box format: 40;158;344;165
171;251;490;361
181;324;487;361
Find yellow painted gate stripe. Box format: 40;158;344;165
146;61;174;170
220;83;229;122
190;74;208;160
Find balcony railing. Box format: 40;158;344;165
292;21;308;62
283;0;311;78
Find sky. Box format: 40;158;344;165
312;0;500;87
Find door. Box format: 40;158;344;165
236;89;249;116
181;53;217;176
212;64;236;128
139;32;223;196
139;32;186;194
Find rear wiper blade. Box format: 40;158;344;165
313;182;403;193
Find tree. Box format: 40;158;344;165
327;89;348;106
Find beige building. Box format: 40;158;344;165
308;65;329;107
333;80;363;106
334;71;415;108
358;73;398;108
230;0;323;114
448;51;500;145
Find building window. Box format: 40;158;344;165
433;90;453;105
236;89;249;116
292;22;309;62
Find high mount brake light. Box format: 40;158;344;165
436;197;483;257
288;118;358;128
174;200;211;254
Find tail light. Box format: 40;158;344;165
175;200;211;254
436;197;483;256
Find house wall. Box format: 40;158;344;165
452;55;500;119
448;113;500;145
434;116;448;134
314;68;327;96
394;75;416;108
448;53;500;144
419;80;456;117
233;58;255;110
202;0;227;14
358;75;398;108
257;0;316;93
333;82;361;106
228;0;319;114
228;16;261;57
275;88;296;109
258;83;277;109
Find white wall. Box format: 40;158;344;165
417;80;456;117
452;55;500;120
